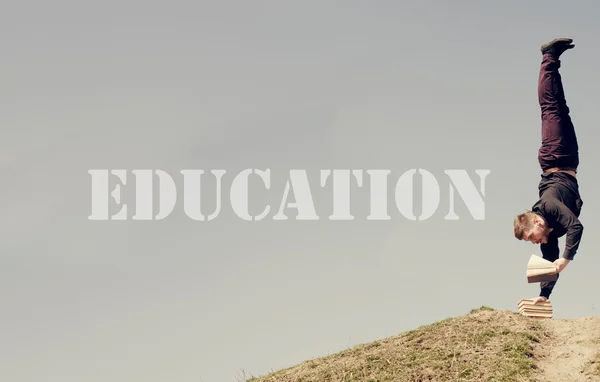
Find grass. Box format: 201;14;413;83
245;307;547;382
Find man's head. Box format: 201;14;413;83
514;211;553;244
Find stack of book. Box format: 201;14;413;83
517;299;553;319
519;255;556;319
526;254;558;283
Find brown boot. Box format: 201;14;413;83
541;38;575;57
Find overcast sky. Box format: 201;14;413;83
3;1;600;381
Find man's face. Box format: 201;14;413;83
524;219;551;244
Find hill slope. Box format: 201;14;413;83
245;307;600;382
535;315;600;381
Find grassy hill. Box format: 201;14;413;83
244;307;600;382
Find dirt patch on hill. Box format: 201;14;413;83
531;316;600;381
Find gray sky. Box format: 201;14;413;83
3;1;600;381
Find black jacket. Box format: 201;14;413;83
532;171;584;261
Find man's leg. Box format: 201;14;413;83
537;38;579;171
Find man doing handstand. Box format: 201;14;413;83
513;38;584;304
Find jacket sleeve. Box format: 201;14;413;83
542;198;584;260
539;235;560;299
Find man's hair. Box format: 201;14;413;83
514;211;537;240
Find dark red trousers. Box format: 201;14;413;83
537;54;579;171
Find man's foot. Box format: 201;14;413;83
541;37;575;57
529;296;548;304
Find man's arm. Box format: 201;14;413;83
543;198;584;260
539;234;560;299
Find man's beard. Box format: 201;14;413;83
541;226;552;242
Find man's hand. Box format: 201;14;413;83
529;296;548;304
554;258;571;273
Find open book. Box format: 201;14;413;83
526;254;558;283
